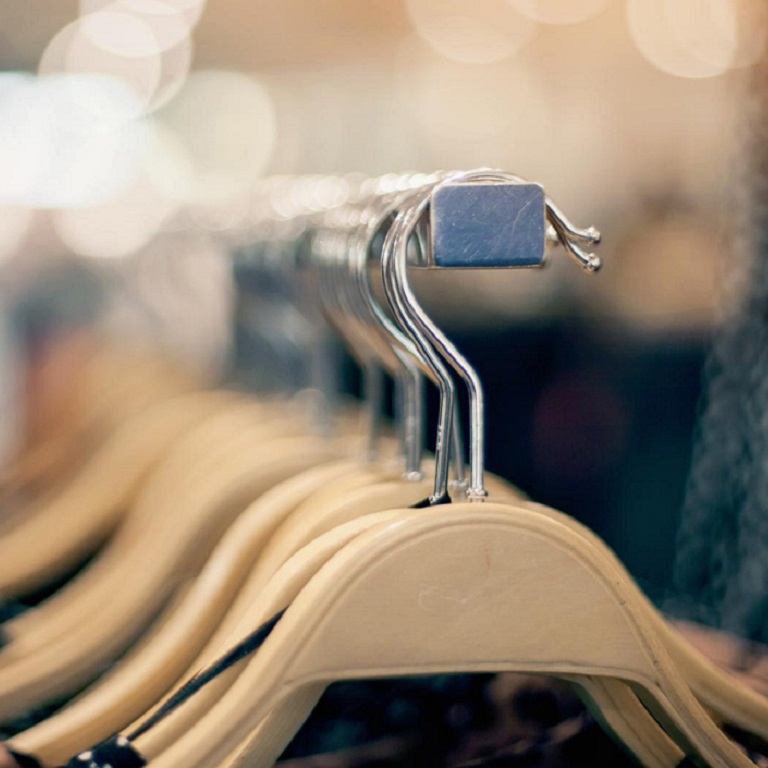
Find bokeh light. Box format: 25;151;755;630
80;0;196;53
40;15;161;116
627;0;764;79
79;9;159;58
0;74;147;209
0;74;48;206
53;173;175;258
80;0;207;36
508;0;609;25
405;0;535;65
148;70;277;205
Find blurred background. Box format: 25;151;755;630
0;0;764;627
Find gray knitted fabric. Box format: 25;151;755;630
673;60;768;642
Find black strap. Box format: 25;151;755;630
128;608;285;740
410;492;452;509
62;736;146;768
7;749;44;768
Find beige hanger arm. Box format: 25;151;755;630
225;657;684;768
140;479;682;768
212;482;683;768
134;501;682;768
565;677;685;768
0;428;345;722
218;503;684;768
142;503;753;768
120;469;409;756
7;460;375;764
522;500;768;742
0;392;260;651
0;389;240;598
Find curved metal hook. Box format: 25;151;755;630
351;179;466;485
383;169;603;503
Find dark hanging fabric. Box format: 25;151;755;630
6;750;43;768
673;55;768;643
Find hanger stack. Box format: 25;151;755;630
0;169;764;768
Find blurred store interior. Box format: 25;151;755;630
0;0;764;611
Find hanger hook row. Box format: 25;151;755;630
381;169;602;505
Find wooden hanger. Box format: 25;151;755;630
125;471;685;768
6;459;387;763
221;507;685;768
142;502;753;768
0;388;239;599
0;407;347;719
379;169;768;747
0;392;272;656
206;485;685;768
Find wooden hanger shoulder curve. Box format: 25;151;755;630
521;500;768;743
143;505;683;768
141;502;753;768
7;459;375;763
0;432;346;722
0;389;240;598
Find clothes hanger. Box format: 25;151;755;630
0;184;414;756
145;500;752;768
177;177;748;768
0;393;271;651
0;387;237;599
0;402;350;720
383;169;768;742
4;174;752;768
127;174;688;768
